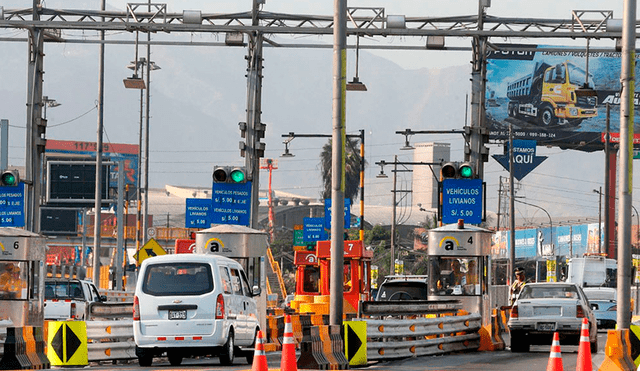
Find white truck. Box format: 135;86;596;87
44;278;106;320
566;255;616;288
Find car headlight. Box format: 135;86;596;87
570;108;578;116
607;305;617;312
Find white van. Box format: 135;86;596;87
133;253;261;367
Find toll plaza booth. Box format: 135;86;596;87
0;227;46;327
194;224;268;333
427;221;492;325
316;240;373;314
294;250;320;297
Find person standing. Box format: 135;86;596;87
509;266;527;305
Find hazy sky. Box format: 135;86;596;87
1;1;638;222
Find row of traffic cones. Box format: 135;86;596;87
547;317;593;371
252;314;298;371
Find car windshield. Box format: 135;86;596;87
376;281;427;301
45;281;84;300
519;285;579;300
142;263;213;296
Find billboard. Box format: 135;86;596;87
46;140;139;200
486;44;640;151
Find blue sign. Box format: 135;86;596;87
211;181;252;226
0;182;25;227
442;179;483;224
303;217;327;242
492;140;547;181
324;198;351;230
185;198;212;228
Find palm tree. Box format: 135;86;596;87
319;137;365;201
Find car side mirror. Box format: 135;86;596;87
252;285;261;297
100;295;107;302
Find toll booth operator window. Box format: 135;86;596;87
0;261;29;300
302;266;319;294
428;257;481;296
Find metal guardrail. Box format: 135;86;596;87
364;313;482;360
86;320;136;362
360;299;462;316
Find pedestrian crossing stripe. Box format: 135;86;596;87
344;320;367;366
47;321;88;366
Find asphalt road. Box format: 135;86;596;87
51;331;609;371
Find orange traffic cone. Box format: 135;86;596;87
251;330;269;371
575;317;592;371
281;315;298;371
547;332;563;371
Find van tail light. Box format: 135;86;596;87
576;304;585;318
215;294;225;319
510;305;518;319
133;296;140;321
70;302;77;319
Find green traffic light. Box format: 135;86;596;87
229;169;246;183
459;165;473;179
1;173;16;186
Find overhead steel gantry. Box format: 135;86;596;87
0;5;624;251
0;7;625;42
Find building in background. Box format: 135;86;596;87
412;142;450;209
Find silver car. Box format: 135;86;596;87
507;282;597;353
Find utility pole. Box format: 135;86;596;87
92;0;106;286
390;156;397;276
246;0;264;230
617;0;635;330
329;0;347;327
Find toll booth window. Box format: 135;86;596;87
0;261;29;300
343;263;352;292
428;257;481;296
302;266;319;293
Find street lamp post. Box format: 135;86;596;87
125;57;160;252
514;199;553;281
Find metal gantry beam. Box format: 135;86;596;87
0;6;630;41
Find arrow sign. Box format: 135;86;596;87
493;139;547;181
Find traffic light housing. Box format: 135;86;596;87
0;169;19;186
440;162;475;179
213;166;247;183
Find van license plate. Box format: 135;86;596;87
169;310;186;320
537;322;555;331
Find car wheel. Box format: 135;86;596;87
246;330;258;365
136;347;153;367
219;329;235;365
510;331;530;352
168;350;183;366
539;104;556;126
590;340;598;354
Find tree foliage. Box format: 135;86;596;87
319;138;365;201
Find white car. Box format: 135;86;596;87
133;254;261;367
508;282;597;353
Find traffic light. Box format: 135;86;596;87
213;166;247;183
238;122;247;158
440;162;475;179
458;162;474;179
0;169;19;186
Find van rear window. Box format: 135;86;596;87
142;263;213;296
